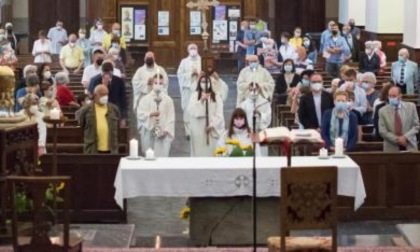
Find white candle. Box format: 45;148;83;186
50;108;60;120
155;235;161;249
335;138;344;156
319;148;328;158
156;67;160;77
146;148;155;159
129;139;138;158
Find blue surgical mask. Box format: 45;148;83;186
361;82;370;90
249;62;258;70
303;41;310;48
335;101;347;111
301;79;310;87
284;65;293;73
398;56;405;64
389;97;400;107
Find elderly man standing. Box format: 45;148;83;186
236;54;274;106
177;43;202;138
132;51;169;113
379;86;419;152
361;72;379;124
59;34;84;74
391;48;419;95
47;20;68;55
78;84;120;154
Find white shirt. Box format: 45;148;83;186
32;39;53;63
81;64;102;88
313;93;322;126
89;29;108;49
279;44;297;61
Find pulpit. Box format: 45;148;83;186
0;122;38;233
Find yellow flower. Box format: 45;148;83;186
226;139;240;146
240;144;252;151
179;207;191;220
214;146;228;155
56;182;65;191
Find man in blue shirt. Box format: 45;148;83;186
235;20;249;71
244;18;261;56
323;24;350;78
319;20;335;52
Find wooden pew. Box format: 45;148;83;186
40;154;126;223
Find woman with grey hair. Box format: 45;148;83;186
55;71;80;108
360;71;379;124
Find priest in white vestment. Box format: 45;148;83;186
132;51;169;111
240;83;272;156
137;74;175;157
188;76;225;157
236;55;275;106
177;44;202;137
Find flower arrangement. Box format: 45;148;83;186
214;139;254;157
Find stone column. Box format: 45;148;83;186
363;0;404;61
338;0;365;26
402;0;420;63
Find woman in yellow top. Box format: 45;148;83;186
289;27;303;47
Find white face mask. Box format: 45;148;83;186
311;82;323;91
250;91;259;100
99;95;108;105
43;71;52;79
79;33;86;39
153;84;163;93
29;105;38;114
85;99;92;105
189;49;198;57
97;24;103;30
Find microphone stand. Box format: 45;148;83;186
252;93;257;252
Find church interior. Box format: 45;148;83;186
1;0;420;251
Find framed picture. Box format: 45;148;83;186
119;4;148;42
190;10;202;36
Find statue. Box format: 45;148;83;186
0;65;25;124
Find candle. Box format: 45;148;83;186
335;138;344;156
50;108;60;120
129;139;138;158
156;67;160;77
146;148;155;159
155;235;161;249
319;148;328;158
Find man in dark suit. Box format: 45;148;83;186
298;73;335;130
88;62;127;127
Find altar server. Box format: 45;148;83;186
137;74;175;157
240;83;271;155
132;51;168;111
236;54;275;106
206;68;229;103
177;43;202;138
188;75;225;157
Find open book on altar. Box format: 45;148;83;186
258;127;324;144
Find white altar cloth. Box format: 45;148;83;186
114;156;366;210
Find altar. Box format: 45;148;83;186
114;156;365;245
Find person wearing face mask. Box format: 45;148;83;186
278;32;297;62
321;91;358;152
240;83;271;155
290;70;314;121
19;94;47;156
177;44;202;138
235;20;249;70
324;24;351;78
37;63;55;86
137;74;175;157
54;71;80;108
39;80;60;118
78;84;120;154
47;20;68;55
32;30;53;63
360;72;379;124
90;20;108;50
59;34;84;74
348;19;361;40
341;24;359;62
102;22;126;52
82;49;105;89
258;36;282;72
298;73;334;130
359;41;380;75
107;47;126;77
237;54;274;106
372;41;387;69
373;83;393;140
5;23;18;52
289;27;303;47
391;48;419;95
319;20;335;53
244;18;261;55
302;34;318;65
379;86;420;152
217;108;262;156
76;28;92;68
294;46;314;75
188;75;225;157
274;59;300;105
88;62;127;127
132;51;169;113
15;64;38;100
339;69;367;116
15;75;41;112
